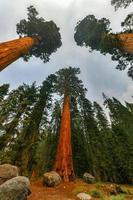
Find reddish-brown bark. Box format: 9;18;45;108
53;94;75;182
0;37;39;71
116;33;133;54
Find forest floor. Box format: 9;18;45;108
28;179;133;200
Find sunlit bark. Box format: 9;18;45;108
0;37;39;71
117;33;133;54
54;94;75;182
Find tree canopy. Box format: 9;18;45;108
121;12;133;32
74;15;111;52
16;5;62;62
55;67;86;98
111;0;133;10
74;14;133;79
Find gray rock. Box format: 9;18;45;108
0;164;19;185
83;173;95;184
77;193;91;200
0;176;31;200
43;171;61;187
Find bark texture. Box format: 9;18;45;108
54;94;75;182
117;33;133;54
0;37;38;71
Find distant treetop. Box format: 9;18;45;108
111;0;133;10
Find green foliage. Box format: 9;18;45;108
95;182;103;189
15;74;56;175
55;66;86;97
34;127;58;176
111;0;133;10
74;15;133;79
0;83;38;151
0;68;133;183
0;84;9;102
16;5;62;62
90;189;102;198
110;194;125;200
74;15;111;51
121;12;133;32
103;95;133;184
71;96;89;176
93;102;109;130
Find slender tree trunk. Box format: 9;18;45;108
53;94;75;182
20;131;38;176
0;37;39;71
117;33;133;54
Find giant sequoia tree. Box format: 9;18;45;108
53;67;86;182
74;15;133;79
0;6;61;71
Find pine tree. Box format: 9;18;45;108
0;83;37;151
80;97;99;178
93;102;109;130
15;74;56;176
93;102;116;181
103;96;133;183
31;101;61;177
71;96;89;177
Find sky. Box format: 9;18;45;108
0;0;133;104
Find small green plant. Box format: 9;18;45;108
110;194;125;200
101;194;126;200
90;189;102;198
96;182;103;189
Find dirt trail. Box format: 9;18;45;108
28;179;94;200
28;179;133;200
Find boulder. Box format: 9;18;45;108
0;176;31;200
77;193;92;200
43;171;61;187
83;173;95;184
0;164;19;185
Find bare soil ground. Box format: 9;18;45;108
28;179;133;200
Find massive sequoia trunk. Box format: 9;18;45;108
0;37;39;71
54;94;75;182
117;33;133;54
110;33;133;54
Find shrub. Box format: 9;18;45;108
90;189;102;198
111;194;125;200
